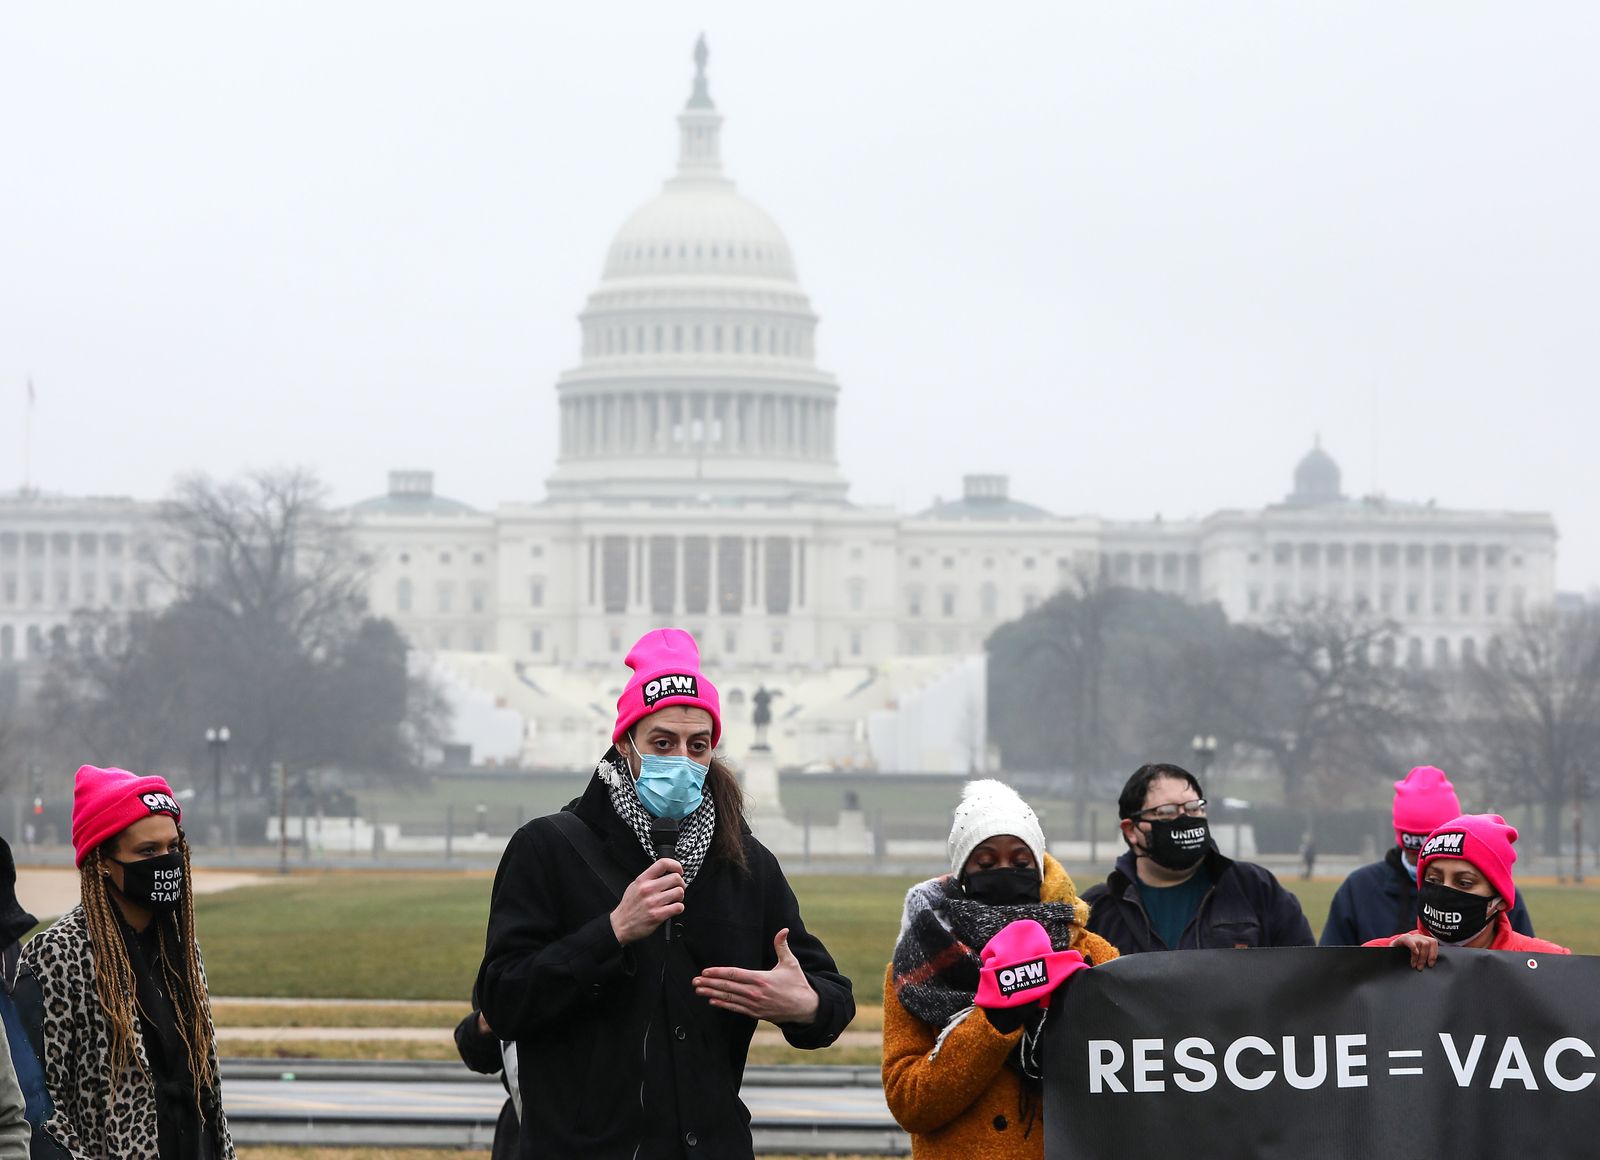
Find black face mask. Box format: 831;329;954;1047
1418;881;1495;944
113;851;185;913
1142;817;1210;871
961;866;1041;906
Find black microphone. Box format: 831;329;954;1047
650;816;680;942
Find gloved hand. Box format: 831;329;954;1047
983;999;1043;1035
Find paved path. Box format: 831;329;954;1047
16;868;273;918
224;1076;893;1124
214;1024;883;1047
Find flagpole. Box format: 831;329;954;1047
23;378;34;493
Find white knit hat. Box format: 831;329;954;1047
947;779;1046;876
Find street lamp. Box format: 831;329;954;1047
205;726;230;840
1191;734;1218;784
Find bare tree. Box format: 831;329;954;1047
39;470;448;811
1220;602;1433;809
1459;606;1600;857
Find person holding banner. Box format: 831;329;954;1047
1366;813;1568;966
883;780;1118;1158
1082;762;1314;953
1321;765;1535;946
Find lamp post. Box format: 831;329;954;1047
205;726;230;842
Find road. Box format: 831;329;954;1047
223;1072;910;1153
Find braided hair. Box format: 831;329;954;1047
77;832;218;1101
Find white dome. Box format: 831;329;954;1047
603;183;798;282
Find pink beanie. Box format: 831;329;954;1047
975;920;1090;1010
1419;814;1518;908
612;628;722;748
1392;766;1461;853
71;765;182;867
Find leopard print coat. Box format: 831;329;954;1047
20;905;233;1160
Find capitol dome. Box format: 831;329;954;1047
545;38;847;504
603;185;798;282
1287;438;1344;507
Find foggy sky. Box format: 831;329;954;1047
3;2;1597;588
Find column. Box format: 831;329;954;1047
653;394;664;453
674;536;686;615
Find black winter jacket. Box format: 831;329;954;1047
1081;848;1314;953
476;770;854;1160
1318;846;1536;946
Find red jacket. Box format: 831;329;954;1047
1364;911;1570;955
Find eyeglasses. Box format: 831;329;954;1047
1132;798;1207;822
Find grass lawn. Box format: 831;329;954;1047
194;869;1600;1007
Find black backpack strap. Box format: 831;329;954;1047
542;810;633;901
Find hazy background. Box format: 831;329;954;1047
3;2;1596;587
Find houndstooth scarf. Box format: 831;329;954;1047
596;751;716;885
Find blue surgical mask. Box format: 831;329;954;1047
632;738;710;820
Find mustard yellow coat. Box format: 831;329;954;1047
881;855;1118;1159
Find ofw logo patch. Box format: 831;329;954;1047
643;674;698;707
141;792;181;818
1422;830;1466;859
997;957;1048;997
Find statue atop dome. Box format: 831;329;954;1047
688;34;713;109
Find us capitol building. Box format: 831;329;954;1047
0;45;1559;772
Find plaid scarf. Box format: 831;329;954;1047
596;751;716;885
891;874;1083;1032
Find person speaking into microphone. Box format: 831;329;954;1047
477;628;855;1159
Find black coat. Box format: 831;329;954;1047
1318;846;1536;946
475;771;854;1160
1082;848;1315;953
453;1010;518;1160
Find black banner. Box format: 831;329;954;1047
1045;947;1597;1157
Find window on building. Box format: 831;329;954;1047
1407;637;1424;668
942;557;954;570
1024;557;1036;570
1248;588;1261;614
1274;544;1292;566
1406;589;1420;615
440;552;452;565
82;574;96;604
1485;588;1499;615
108;577;123;606
0;625;10;660
470;584;487;614
530;627;543;653
1459;590;1472;615
1023;592;1039;612
471;634;484;652
847;578;865;612
770;628;784;655
941;591;956;617
472;552;484;565
723;627;737;654
979;582;997;618
437;630;451;649
1461;637;1477;665
437;582;453;613
1434;637;1451;667
907;588;923;617
531;544;544;558
529;579;544;607
849;629;862;657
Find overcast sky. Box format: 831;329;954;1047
3;2;1596;588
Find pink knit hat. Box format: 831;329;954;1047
612;628;722;748
1419;814;1519;908
974;920;1090;1010
71;765;182;867
1392;766;1461;853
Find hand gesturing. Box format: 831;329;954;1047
692;929;820;1025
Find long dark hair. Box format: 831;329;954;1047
705;755;748;873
